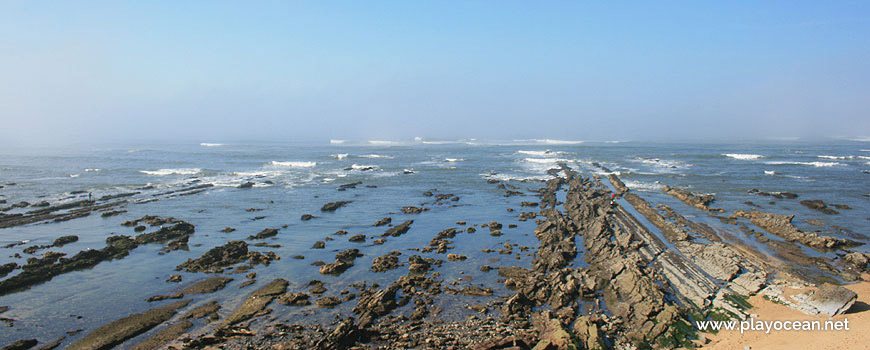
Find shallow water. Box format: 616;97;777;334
1;140;868;346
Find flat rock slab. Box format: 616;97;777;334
68;299;192;350
792;283;858;316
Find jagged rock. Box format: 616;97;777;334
401;206;428;214
348;234;366;242
278;292;311;306
312;241;325;249
382;220;413;237
800;200;839;214
374;217;392;226
735;210;859;250
447;254;467;261
321;201;352;212
315;296;342;308
301;214;315;221
372;251;401;272
176;241;248;273
248;228;279;240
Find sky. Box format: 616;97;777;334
0;1;868;146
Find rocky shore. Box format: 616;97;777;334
1;166;867;350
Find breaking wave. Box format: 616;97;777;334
200;143;223;147
140;168;202;176
765;161;844;167
517;150;564;156
723;153;764;160
269;161;317;168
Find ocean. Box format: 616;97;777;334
1;139;868;347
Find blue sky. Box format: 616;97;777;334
1;1;868;145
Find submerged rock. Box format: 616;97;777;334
68;299;192;350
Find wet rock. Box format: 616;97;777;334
2;339;38;350
497;266;531;279
176;240;249;273
832;204;852;210
374;217;392;226
308;280;327;294
238;182;254;189
166;275;182;283
275;292;310;307
447;254;467;262
663;185;721;212
52;235;78;247
520;201;538;207
301;214;315;221
735;210;859;250
135;222;195;245
100;210;126;218
312;241;325;249
372;251;401;272
248;228;279;240
321;201;352;212
800;200;839;215
333;230;348;235
130;320;193;350
348;234;366;243
401;206;428;214
220;227;236;233
382;220;413;237
181;276;234;294
315;296;342;308
320;261;351;275
219;279;288;329
1;235;139;296
67;299;191;350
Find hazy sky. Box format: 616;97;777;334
1;1;868;145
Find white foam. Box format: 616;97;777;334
818;155;855;160
359;154;394;159
349;164;380;171
859;156;870;160
422;141;461;145
524;157;567;164
517;150;564;156
517;139;584;145
68;174;80;178
765;161;844;167
140;168;202;176
444;158;464;162
723;153;764;160
403;169;417;174
414;136;423;141
85;168;100;172
331;153;349;160
200;143;223;147
330;139;345;144
269;161;316;168
368;140;398;145
623;180;663;192
764;170;777;175
483;173;550;182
